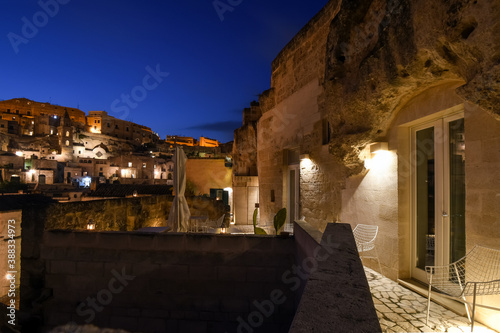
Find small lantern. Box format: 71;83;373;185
87;219;95;230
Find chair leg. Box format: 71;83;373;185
375;247;382;274
462;295;472;323
426;277;432;325
471;284;477;332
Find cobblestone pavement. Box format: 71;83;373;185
364;267;499;333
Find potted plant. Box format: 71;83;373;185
273;208;287;236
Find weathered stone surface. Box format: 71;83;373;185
321;0;500;167
289;223;381;332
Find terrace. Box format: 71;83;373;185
1;198;498;332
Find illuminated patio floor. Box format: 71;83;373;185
364;267;499;333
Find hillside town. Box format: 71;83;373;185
0;98;232;200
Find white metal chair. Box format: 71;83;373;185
353;224;382;273
203;214;225;232
425;245;500;332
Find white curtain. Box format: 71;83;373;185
167;147;191;232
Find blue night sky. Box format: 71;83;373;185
1;0;327;143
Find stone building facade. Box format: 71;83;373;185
232;102;261;225
236;0;500;328
87;110;155;144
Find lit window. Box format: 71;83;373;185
128;162;132;167
66;131;70;137
65;140;70;146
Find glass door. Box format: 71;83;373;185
287;164;300;225
411;114;465;281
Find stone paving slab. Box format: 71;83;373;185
364;267;499;333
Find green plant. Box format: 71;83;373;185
273;208;287;235
253;208;267;235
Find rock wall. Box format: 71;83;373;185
233;123;258;177
323;0;500;167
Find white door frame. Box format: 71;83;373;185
410;110;464;282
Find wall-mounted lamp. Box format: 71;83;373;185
369;142;388;154
87;219;96;231
365;142;390;170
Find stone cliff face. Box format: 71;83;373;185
323;0;499;168
233;122;258;177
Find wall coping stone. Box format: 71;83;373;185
289;223;381;332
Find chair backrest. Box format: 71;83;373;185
216;214;225;228
463;246;500;283
353;224;378;245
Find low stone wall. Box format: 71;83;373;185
44;195;225;231
39;231;296;332
16;203;380;333
15;194;225;331
290;223;381;332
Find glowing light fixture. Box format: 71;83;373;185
369;142;388;154
299;154;310;160
15;151;23;157
87;219;95;230
365;142;391;170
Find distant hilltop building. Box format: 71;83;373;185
0;98;155;145
0;97;86;124
87;110;154;143
166;135;219;148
